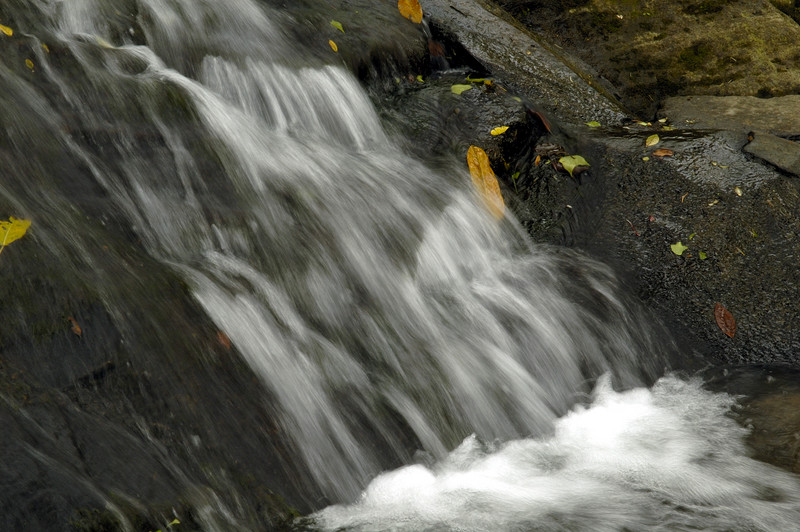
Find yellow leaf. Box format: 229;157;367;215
25;59;34;70
328;40;338;52
490;126;509;136
466;146;505;219
558;155;590;177
0;217;31;256
645;134;660;147
451;84;472;95
42;43;50;53
398;0;423;23
585;121;601;128
330;20;344;33
0;24;12;36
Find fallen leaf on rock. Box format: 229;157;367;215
652;148;673;157
330;20;344;33
68;317;82;337
467;145;505;219
398;0;423;23
699;251;708;260
0;24;12;36
585;121;601;128
534;155;541;166
670;241;688;256
0;217;31;256
645;134;660;147
558;155;590;178
490;126;509;136
25;59;34;70
328;40;338;52
217;330;232;350
714;302;736;338
451;84;472;95
416;75;424;83
734;186;743;196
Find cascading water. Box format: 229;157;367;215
3;0;800;530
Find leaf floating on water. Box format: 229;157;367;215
451;84;472;95
645;134;660;147
466;145;505;220
0;24;12;36
25;59;34;71
670;241;688;256
328;40;338;52
652;148;674;157
714;302;736;338
330;20;345;33
490;126;509;136
585;121;601;128
95;36;114;48
0;217;31;256
558;155;590;178
398;0;423;23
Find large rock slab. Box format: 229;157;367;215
662;95;800;137
744;132;800;176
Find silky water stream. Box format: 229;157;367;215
4;1;800;530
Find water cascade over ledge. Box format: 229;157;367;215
1;1;800;530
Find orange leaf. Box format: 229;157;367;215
68;317;82;337
652;148;674;157
714;303;736;338
398;0;423;23
466;146;505;219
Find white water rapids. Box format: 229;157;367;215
13;0;800;529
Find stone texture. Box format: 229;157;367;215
744;131;800;176
661;95;800;137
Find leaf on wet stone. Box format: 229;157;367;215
0;24;12;36
330;20;344;33
467;146;505;220
652;148;673;157
645;134;660;147
416;75;424;83
328;40;338;52
714;302;736;338
585;121;601;128
670;241;688;256
490;126;509;136
398;0;423;23
25;59;34;71
558;155;590;178
0;217;31;256
451;84;473;95
699;251;708;260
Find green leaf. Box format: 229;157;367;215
585;121;601;128
451;84;473;95
670;241;688;256
0;217;31;256
699;251;708;260
558;155;590;177
645;134;660;147
466;75;486;83
416;74;424;83
330;20;344;32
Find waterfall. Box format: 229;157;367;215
3;0;800;529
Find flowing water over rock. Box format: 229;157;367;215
2;1;800;530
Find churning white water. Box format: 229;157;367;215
17;0;800;528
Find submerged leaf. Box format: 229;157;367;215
466;146;505;219
451;84;473;95
328;40;338;52
0;24;12;36
0;217;31;256
714;302;736;338
330;20;344;33
670;241;688;256
645;134;660;147
490;126;509;136
398;0;423;23
652;148;673;157
558;155;590;178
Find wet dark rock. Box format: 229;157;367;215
744;131;800;176
661;95;800;137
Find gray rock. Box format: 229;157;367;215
744;131;800;176
662;95;800;137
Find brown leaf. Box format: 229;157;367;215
68;317;82;337
714;303;736;338
398;0;423;23
652;148;674;157
217;330;232;350
466;146;505;219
